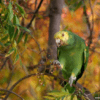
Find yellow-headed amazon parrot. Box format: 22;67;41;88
53;30;89;93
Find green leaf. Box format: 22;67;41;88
0;42;4;47
16;3;25;17
8;3;12;12
4;41;11;46
2;13;8;23
16;24;30;32
8;20;13;25
65;0;77;5
5;48;15;57
97;2;100;5
8;3;13;20
4;28;8;34
8;25;14;40
4;13;8;21
17;32;23;43
0;77;8;85
47;92;68;97
8;9;13;21
13;15;20;25
24;34;28;45
65;0;82;11
74;1;82;11
14;28;19;39
82;88;85;94
14;47;17;54
14;54;19;64
1;35;8;41
20;59;22;66
44;96;55;100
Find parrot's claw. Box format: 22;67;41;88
52;60;61;68
53;60;60;65
69;76;76;87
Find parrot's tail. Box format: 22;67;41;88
64;84;77;100
64;84;75;93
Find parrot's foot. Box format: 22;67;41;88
52;60;61;69
69;76;76;87
52;60;61;65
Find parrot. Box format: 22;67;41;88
53;30;89;93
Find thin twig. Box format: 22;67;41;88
0;54;5;57
27;11;45;14
92;0;97;10
31;35;42;52
83;0;94;48
26;0;44;28
35;0;37;9
88;0;94;47
3;73;38;100
28;48;39;54
83;0;91;33
0;88;24;100
22;0;43;53
23;32;42;53
0;57;8;71
6;57;15;89
90;48;100;54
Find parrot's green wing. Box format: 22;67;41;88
76;46;89;81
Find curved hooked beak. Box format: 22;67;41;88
56;39;61;47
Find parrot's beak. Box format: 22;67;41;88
56;39;61;47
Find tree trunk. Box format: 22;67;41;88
47;0;64;59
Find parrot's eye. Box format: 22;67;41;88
62;33;64;37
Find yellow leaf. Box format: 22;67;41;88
5;48;15;57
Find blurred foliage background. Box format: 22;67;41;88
0;0;100;100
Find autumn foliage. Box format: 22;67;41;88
0;0;100;100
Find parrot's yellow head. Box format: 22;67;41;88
54;31;69;47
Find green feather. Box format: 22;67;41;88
54;30;89;94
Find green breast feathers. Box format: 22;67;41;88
53;30;89;92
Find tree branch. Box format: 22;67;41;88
88;0;94;47
35;0;37;9
31;34;42;52
0;57;8;71
26;0;44;29
83;0;91;32
82;0;94;48
0;88;24;100
6;57;15;89
3;73;38;100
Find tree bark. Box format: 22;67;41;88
47;0;64;59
